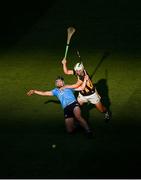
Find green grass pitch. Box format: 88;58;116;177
0;47;141;178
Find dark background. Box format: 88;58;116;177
0;0;141;50
0;1;56;48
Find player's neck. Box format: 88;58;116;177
57;85;64;89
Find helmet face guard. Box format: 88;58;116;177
74;62;84;71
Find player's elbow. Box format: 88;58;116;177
79;87;84;91
76;86;83;91
64;71;71;75
73;84;81;89
64;71;69;75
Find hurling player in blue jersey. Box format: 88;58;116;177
27;75;92;136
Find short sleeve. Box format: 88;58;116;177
51;88;58;96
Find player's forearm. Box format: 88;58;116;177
62;62;73;75
33;90;46;96
76;79;87;91
27;89;53;96
62;63;68;74
64;84;80;89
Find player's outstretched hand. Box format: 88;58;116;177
27;90;34;96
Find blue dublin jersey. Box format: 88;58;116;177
52;88;76;109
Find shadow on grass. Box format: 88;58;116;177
90;51;110;79
95;78;111;111
44;100;60;104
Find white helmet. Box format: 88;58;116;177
74;62;84;71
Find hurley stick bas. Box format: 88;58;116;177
64;27;76;59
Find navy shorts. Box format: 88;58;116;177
64;101;80;118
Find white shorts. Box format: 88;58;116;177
77;92;101;104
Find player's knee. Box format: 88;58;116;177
76;115;83;123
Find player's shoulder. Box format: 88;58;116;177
52;87;58;91
52;88;59;94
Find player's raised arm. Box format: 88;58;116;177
61;58;74;75
27;89;53;96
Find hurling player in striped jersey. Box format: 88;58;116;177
61;58;111;122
